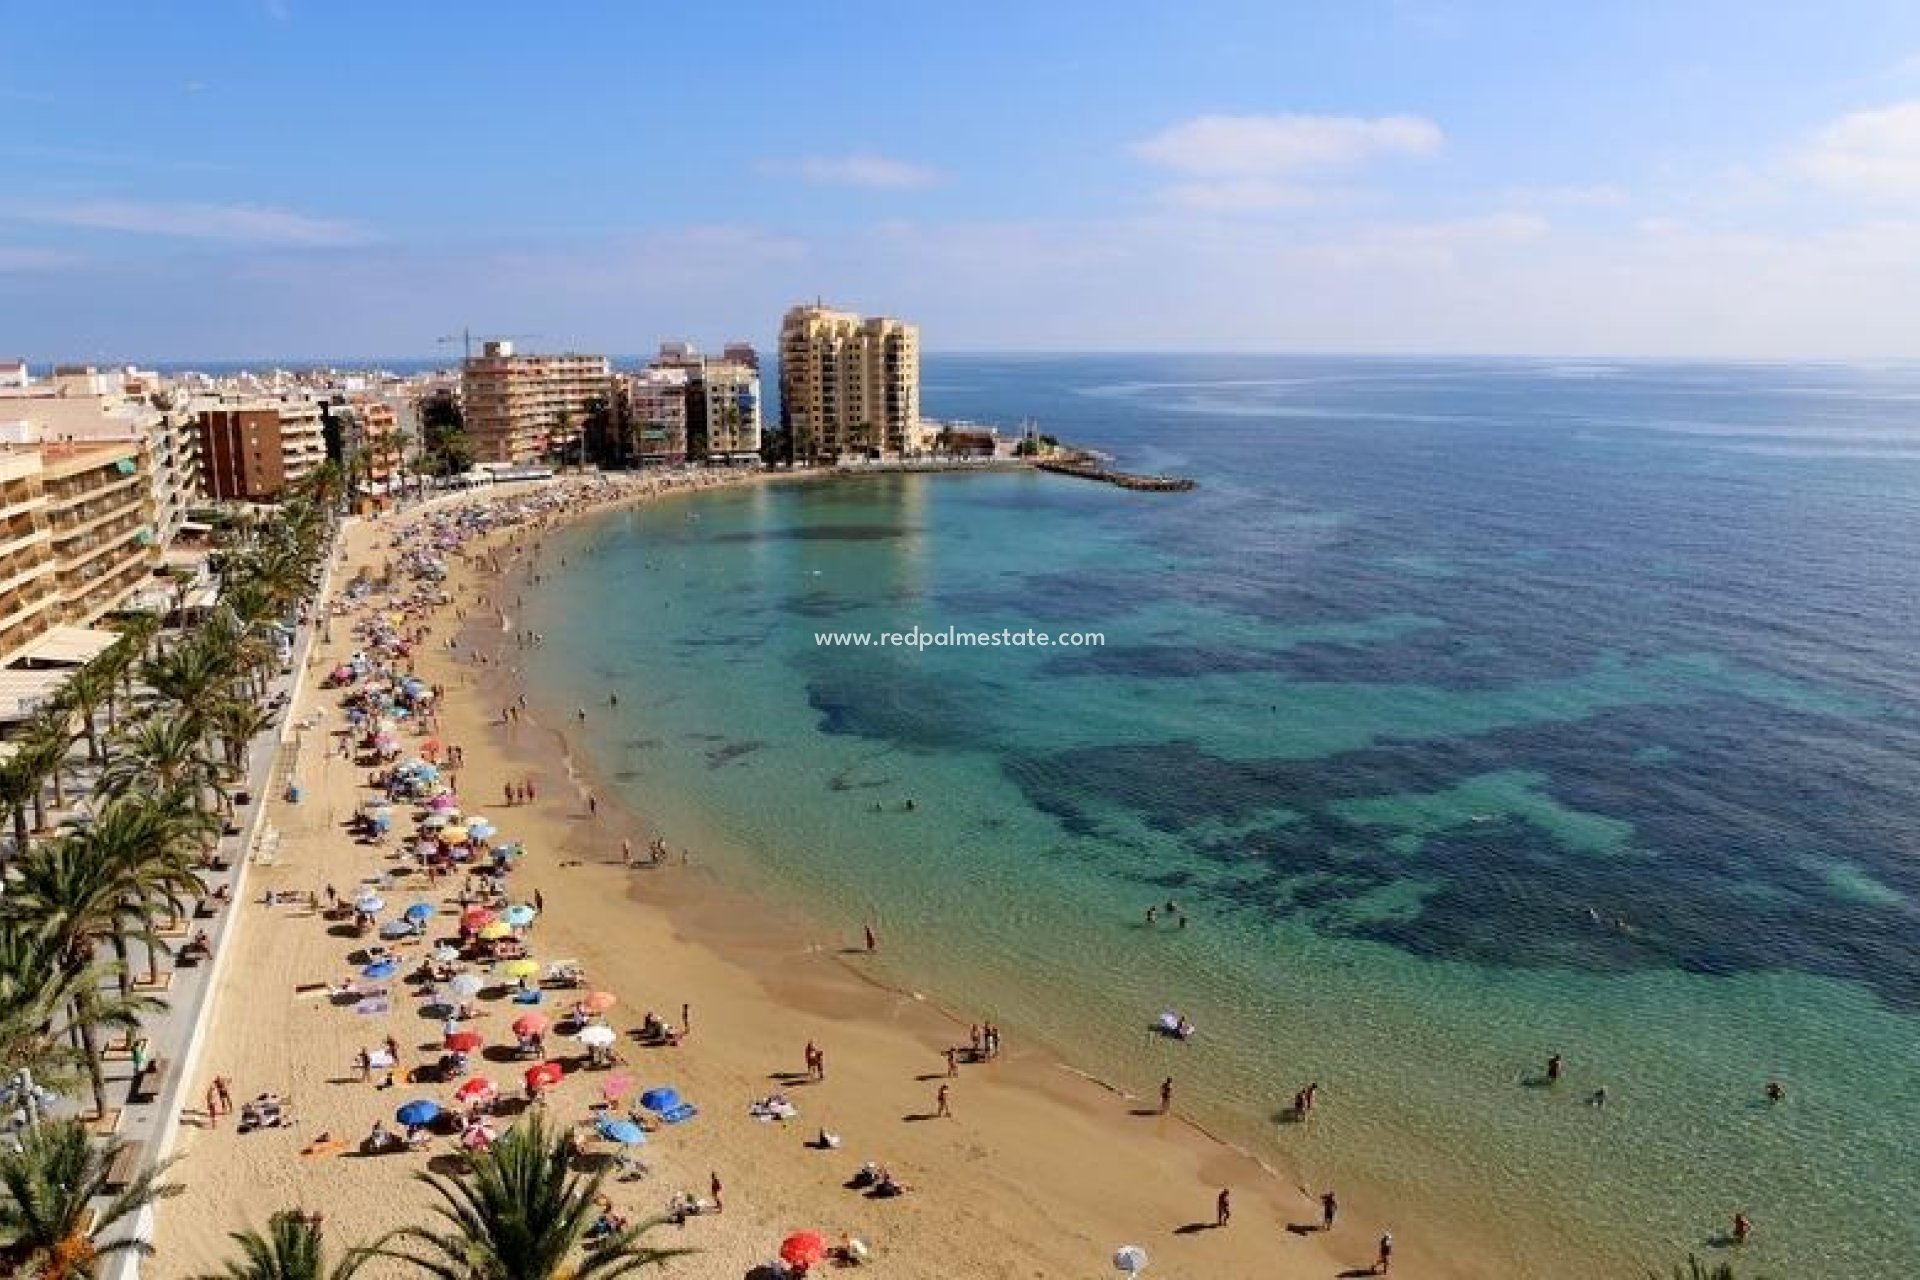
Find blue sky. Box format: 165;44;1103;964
6;0;1920;360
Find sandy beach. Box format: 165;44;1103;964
151;472;1500;1280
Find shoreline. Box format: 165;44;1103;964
152;470;1497;1279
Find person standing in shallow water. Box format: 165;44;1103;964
1546;1052;1563;1083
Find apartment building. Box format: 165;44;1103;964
0;364;197;547
0;452;60;666
688;360;762;461
461;341;611;465
39;440;157;626
327;397;407;491
777;304;920;461
626;366;690;466
196;398;326;501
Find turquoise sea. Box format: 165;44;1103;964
524;356;1920;1278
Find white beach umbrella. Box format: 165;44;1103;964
576;1024;617;1048
1113;1245;1149;1274
447;973;483;999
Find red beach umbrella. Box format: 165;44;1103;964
444;1029;484;1053
779;1232;829;1270
453;1077;498;1104
461;906;496;930
580;990;617;1014
524;1061;564;1091
511;1012;550;1038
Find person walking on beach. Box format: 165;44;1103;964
709;1172;723;1213
205;1082;222;1126
1159;1076;1173;1115
1321;1190;1338;1231
935;1084;951;1118
215;1076;233;1116
946;1047;959;1078
1214;1188;1231;1228
863;922;877;953
1374;1229;1393;1273
622;838;633;867
681;1002;691;1035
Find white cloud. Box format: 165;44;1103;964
773;154;942;189
1132;113;1444;177
2;200;372;246
1795;100;1920;199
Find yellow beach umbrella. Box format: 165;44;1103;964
503;958;540;978
478;922;513;941
440;826;471;845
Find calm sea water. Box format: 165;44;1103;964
525;356;1920;1278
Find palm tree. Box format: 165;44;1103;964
207;696;274;779
0;729;69;859
193;1212;367;1280
364;1113;688;1280
0;1117;180;1279
0;928;148;1094
55;662;112;763
100;713;222;813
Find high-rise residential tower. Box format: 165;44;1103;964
777;304;919;462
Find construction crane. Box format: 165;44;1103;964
436;328;542;360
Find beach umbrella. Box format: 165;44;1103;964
378;920;416;940
453;1077;498;1104
580;990;618;1014
639;1087;680;1113
576;1025;616;1048
478;922;513;941
420;813;451;830
361;959;398;980
467;817;497;837
355;895;385;914
440;826;471;845
461;906;495;929
501;904;537;927
432;945;462;963
595;1117;646;1146
512;1012;550;1037
403;903;434;923
780;1233;829;1271
524;1061;564;1090
502;958;540;979
395;1099;441;1127
1113;1246;1149;1274
600;1074;635;1102
444;1029;484;1053
461;1124;496;1150
447;973;483;999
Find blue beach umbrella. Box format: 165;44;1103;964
639;1087;681;1113
404;903;434;923
395;1099;440;1127
596;1117;646;1145
362;959;399;979
501;904;537;927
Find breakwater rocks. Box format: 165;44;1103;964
1034;458;1197;491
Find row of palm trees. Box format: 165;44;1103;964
0;469;339;1277
0;1114;683;1280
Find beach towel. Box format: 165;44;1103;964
354;998;391;1015
300;1138;347;1157
658;1102;698;1125
512;990;544;1005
